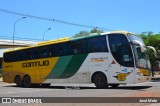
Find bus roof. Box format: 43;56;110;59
102;30;137;35
37;37;70;46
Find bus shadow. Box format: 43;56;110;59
3;85;152;90
42;85;152;90
107;86;152;90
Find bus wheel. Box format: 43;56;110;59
15;75;22;87
110;84;119;88
23;75;31;88
93;73;108;89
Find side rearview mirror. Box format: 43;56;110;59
147;46;157;57
130;40;146;52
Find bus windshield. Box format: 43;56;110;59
128;35;150;69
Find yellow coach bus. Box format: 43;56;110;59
2;31;153;88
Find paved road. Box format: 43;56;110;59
0;81;160;106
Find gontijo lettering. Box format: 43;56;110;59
22;60;49;68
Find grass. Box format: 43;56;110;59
151;77;160;82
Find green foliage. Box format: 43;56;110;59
72;31;90;38
90;28;103;33
140;32;160;68
72;28;104;38
140;32;160;46
148;49;157;67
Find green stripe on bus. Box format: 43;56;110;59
58;53;88;78
46;56;73;79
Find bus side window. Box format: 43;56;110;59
33;48;39;59
47;45;55;57
68;39;86;55
68;41;79;55
3;53;7;62
87;36;108;53
26;50;32;60
68;41;76;55
39;47;47;58
4;52;12;62
54;43;67;56
16;51;22;61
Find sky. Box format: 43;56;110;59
0;0;160;41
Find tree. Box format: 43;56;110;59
90;28;103;33
146;36;159;47
140;31;160;74
72;31;90;38
72;28;104;38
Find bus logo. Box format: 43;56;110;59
2;98;11;103
22;60;49;68
90;57;108;62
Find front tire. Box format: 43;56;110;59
93;73;108;89
23;75;31;88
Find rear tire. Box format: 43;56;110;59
93;73;108;89
15;75;22;87
23;75;31;88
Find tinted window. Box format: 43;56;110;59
0;58;2;69
39;47;48;58
16;51;25;61
68;39;86;55
108;34;134;67
54;43;67;56
31;48;39;59
4;36;109;62
47;45;55;57
5;53;11;62
87;36;108;53
18;49;32;61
